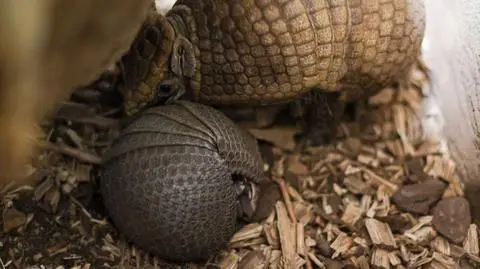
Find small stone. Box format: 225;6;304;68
392;178;447;214
432;197;471;244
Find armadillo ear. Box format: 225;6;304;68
170;36;197;78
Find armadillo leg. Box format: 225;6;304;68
291;91;345;146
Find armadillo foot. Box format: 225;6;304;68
234;175;261;221
293;91;345;147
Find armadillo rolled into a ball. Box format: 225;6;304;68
99;100;264;262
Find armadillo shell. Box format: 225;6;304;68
99;100;263;262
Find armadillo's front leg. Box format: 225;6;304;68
291;91;346;146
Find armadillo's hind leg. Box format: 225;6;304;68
292;91;346;147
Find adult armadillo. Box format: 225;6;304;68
119;0;425;115
100;0;426;263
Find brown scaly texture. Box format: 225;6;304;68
100;100;264;262
0;0;151;187
120;0;426;115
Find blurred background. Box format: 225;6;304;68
422;0;480;187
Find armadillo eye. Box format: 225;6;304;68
157;83;172;93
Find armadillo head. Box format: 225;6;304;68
118;5;188;116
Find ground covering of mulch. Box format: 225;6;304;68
1;59;479;269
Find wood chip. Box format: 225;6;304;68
405;226;437;245
424;155;456;183
355;255;371;269
268;250;282;269
430;236;451;256
294;202;313;225
230;223;264;244
33;176;54;201
408;248;432;267
296;224;306;255
341;203;364;226
264;221;280;249
344;175;370;194
238;250;267;269
450;244;467;259
330;232;353;259
371;248;391;269
44;188;61;213
362;169;398;195
230;237;267;249
307;252;325;269
365;218;397;249
386;140;406;158
404;215;433;235
39;141;102;164
430;252;457;269
463;224;479;255
358;154;380;168
275;201;297;268
294;255;306;268
219;252;240;269
388;251;401;266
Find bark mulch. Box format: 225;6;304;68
1;60;478;269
